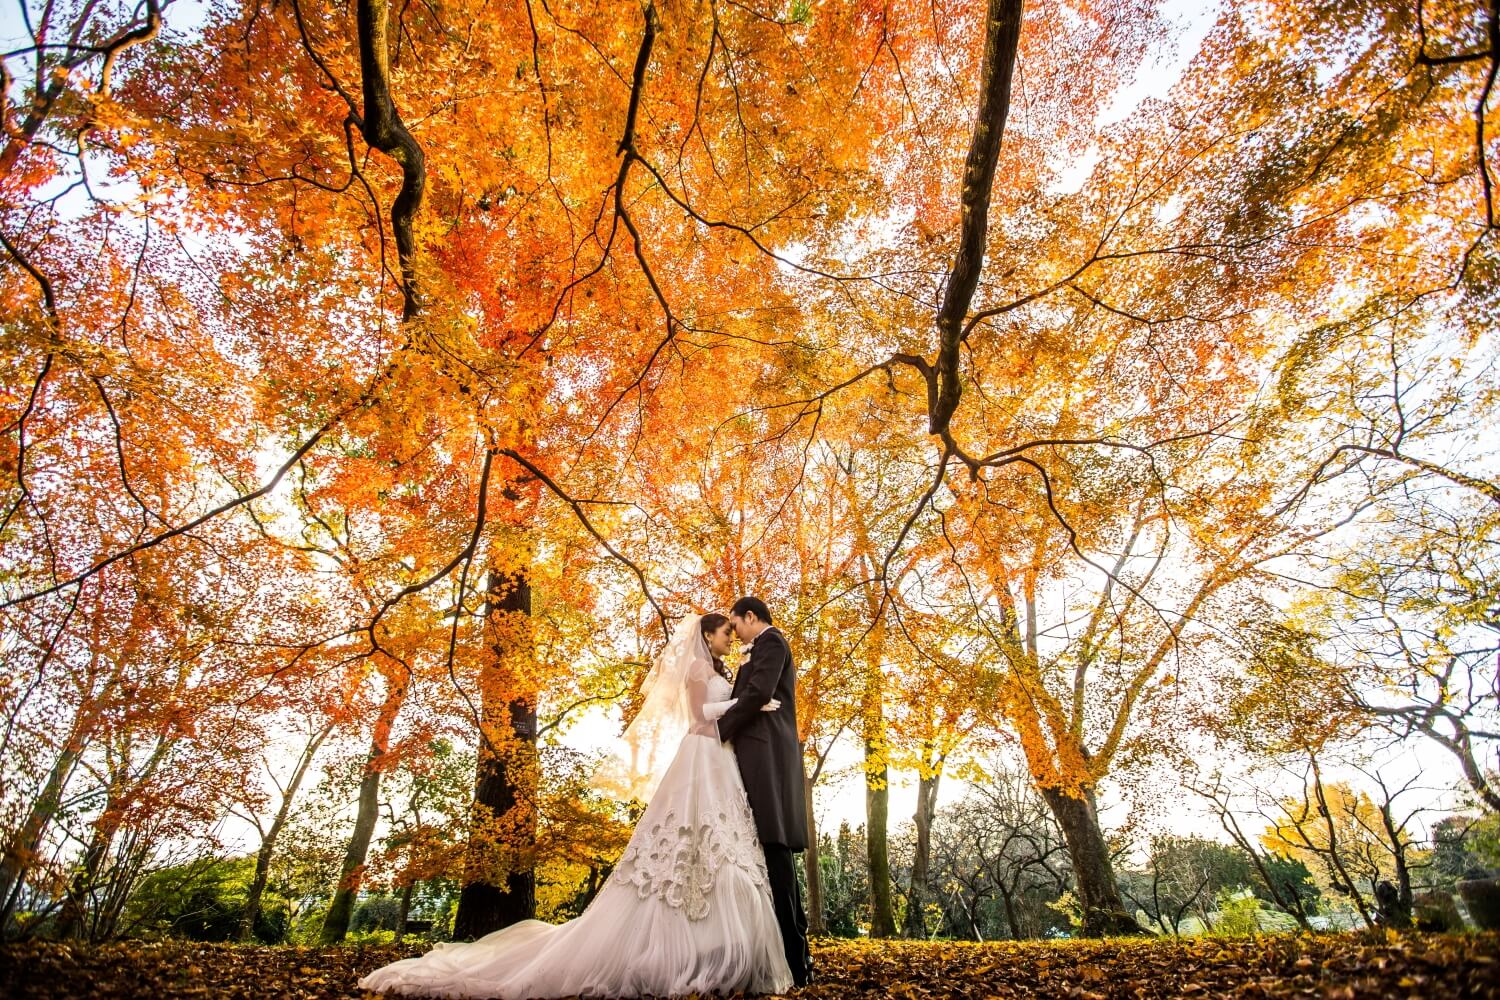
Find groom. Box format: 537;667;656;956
716;596;814;988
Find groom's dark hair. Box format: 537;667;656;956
731;596;773;625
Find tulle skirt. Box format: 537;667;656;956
358;733;793;998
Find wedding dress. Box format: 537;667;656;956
358;618;794;998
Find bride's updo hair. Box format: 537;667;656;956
699;613;733;681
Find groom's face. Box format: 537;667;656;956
729;612;756;643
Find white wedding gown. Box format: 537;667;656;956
359;671;793;999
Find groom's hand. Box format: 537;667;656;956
760;698;781;712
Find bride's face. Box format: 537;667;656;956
704;621;734;657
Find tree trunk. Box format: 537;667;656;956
320;764;381;943
53;824;109;940
94;825;150;941
904;768;939;938
1194;896;1216;933
1429;724;1500;814
56;731;172;941
0;742;83;927
321;671;409;944
997;884;1020;939
240;833;277;943
452;564;537;939
1377;788;1414;924
803;765;826;936
395;879;415;942
859;619;896;939
353;0;426;319
1039;785;1144;936
240;723;330;941
864;735;896;937
1308;755;1375;928
581;865;602;910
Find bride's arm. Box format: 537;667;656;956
702;696;781;720
687;674;714;731
687;677;756;736
702;696;736;721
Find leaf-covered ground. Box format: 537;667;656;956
2;933;1496;999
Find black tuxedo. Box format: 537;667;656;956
716;627;806;849
717;626;813;985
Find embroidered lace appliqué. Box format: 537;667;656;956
612;800;770;921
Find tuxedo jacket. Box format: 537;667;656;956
716;627;808;851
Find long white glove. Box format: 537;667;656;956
702;698;736;721
702;697;782;720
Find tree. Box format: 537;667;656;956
926;763;1071;941
370;738;474;940
228;708;335;942
711;0;1500;935
1431;812;1500;884
819;822;870;939
125;856;289;944
1262;769;1430;928
1291;492;1500;812
267;762;363;940
1191;774;1322;931
453;560;539;939
319;658;412;944
1121;836;1255;936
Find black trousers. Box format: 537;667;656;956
762;844;812;985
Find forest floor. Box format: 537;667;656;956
2;932;1497;999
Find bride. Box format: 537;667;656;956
358;613;795;998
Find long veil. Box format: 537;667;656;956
592;615;714;804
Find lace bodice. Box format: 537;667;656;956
704;673;731;705
686;671;733;735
